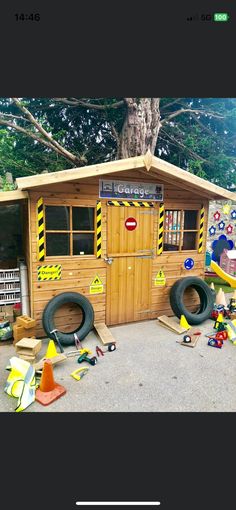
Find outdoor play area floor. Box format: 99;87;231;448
1;302;236;413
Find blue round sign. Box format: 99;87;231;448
184;258;194;270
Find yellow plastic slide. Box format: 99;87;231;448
211;260;236;288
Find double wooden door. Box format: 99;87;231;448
106;205;154;325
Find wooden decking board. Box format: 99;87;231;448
157;315;188;334
94;323;116;345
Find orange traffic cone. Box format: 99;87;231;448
35;359;66;406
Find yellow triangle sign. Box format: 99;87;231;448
155;270;166;286
91;275;102;286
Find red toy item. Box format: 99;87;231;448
214;330;228;341
96;346;105;357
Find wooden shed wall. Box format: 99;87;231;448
28;170;208;336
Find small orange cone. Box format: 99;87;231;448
35;359;66;406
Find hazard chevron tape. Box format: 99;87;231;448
107;200;154;207
198;205;205;253
37;197;45;261
157;203;164;255
97;201;102;258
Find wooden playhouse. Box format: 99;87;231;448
0;152;235;337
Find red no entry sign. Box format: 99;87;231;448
125;217;137;231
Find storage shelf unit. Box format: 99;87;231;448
0;269;21;305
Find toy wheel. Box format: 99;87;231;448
108;343;116;352
183;335;191;343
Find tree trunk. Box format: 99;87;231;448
118;98;161;158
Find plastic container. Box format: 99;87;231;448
0;320;13;341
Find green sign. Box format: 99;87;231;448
214;13;229;22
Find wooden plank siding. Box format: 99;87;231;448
27;169;209;336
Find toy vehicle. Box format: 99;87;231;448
208;338;223;349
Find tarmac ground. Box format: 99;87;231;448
1;311;235;412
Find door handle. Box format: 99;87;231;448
104;257;114;265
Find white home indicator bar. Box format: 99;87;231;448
76;503;161;506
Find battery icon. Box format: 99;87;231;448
214;13;229;22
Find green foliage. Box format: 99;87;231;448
0;175;15;191
157;98;236;189
0;97;235;190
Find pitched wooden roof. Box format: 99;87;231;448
15;152;236;200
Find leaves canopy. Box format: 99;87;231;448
0;97;235;189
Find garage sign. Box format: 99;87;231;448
90;275;104;294
155;270;166;286
125;217;137;231
38;265;61;281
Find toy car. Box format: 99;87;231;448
208;338;223;348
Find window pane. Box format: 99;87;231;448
164;210;182;231
182;232;197;250
46;233;70;256
73;233;94;255
164;230;181;251
72;207;94;231
45;206;70;230
184;210;198;230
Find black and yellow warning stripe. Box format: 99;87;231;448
107;200;154;207
97;201;102;258
38;265;62;281
157;203;164;255
37;197;45;262
198;205;205;253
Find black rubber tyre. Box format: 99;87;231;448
42;292;94;346
170;277;214;325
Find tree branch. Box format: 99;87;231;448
53;98;125;110
0;112;31;122
160;128;211;164
161;108;224;123
0;118;78;164
11;98;82;164
160;98;182;110
110;122;120;157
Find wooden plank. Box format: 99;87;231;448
33;353;67;372
157;315;189;334
178;330;201;348
94;323;116;345
16;155;146;189
0;190;28;203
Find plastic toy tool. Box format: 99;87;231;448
77;348;97;366
70;368;89;380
